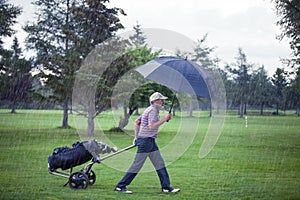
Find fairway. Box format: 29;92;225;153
0;109;299;199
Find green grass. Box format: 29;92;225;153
0;109;299;199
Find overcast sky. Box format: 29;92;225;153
8;0;291;76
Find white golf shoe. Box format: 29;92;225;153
162;188;180;193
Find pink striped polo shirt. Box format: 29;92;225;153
137;104;160;138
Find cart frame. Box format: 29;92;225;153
48;144;136;189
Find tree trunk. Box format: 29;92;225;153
118;106;129;130
119;114;130;130
87;112;94;136
244;102;247;115
119;106;137;130
123;106;127;118
69;97;73;114
11;100;16;114
87;97;96;136
276;103;279;115
189;102;193;117
260;102;264;115
62;100;69;128
134;108;139;115
239;101;244;118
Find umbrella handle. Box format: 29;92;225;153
167;94;176;122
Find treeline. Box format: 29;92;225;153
0;0;299;132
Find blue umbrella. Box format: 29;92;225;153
135;56;211;99
135;56;226;159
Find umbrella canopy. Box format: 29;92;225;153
135;56;211;99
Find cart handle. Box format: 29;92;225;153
100;144;136;162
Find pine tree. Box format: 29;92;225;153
272;68;288;115
0;37;32;113
226;48;252;117
24;0;125;128
129;22;146;47
0;0;21;49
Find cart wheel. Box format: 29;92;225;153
87;170;96;185
69;172;89;189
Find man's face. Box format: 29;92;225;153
154;99;164;108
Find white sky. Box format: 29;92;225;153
7;0;292;76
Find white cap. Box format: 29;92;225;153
149;92;168;103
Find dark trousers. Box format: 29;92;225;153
116;137;172;190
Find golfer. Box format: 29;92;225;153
115;92;180;194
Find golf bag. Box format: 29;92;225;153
48;139;116;171
48;140;136;189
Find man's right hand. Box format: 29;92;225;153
133;138;137;146
164;113;172;122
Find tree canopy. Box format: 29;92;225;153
272;0;300;68
0;0;21;49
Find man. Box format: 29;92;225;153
115;92;180;194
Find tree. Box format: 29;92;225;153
0;37;32;113
289;67;300;115
271;68;288;115
272;0;300;115
70;0;126;57
190;34;219;69
0;0;21;49
106;24;162;131
115;46;161;131
272;0;300;68
129;22;146;47
250;66;274;115
0;0;22;78
25;0;125;128
226;48;252;117
25;0;77;128
79;44;161;135
219;67;236;110
189;34;220;116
